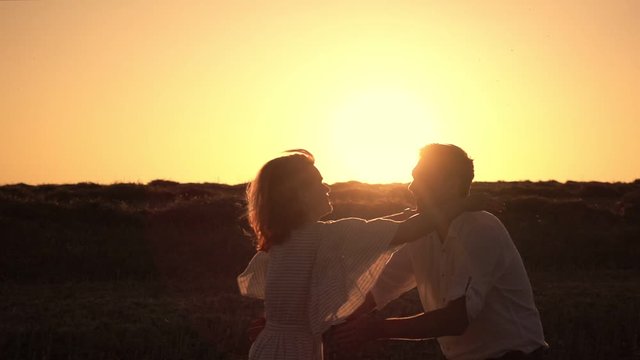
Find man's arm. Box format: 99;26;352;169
376;296;468;339
333;296;469;348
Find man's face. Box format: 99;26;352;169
408;158;458;210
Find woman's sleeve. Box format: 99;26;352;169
237;251;269;299
309;218;400;335
370;244;417;310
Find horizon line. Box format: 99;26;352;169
1;178;639;187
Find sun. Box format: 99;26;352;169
325;87;441;184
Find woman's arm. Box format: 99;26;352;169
379;208;417;221
389;194;501;246
389;208;457;246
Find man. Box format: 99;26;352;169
332;144;547;360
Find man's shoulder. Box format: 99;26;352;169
456;211;504;230
453;211;510;246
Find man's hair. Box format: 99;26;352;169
419;144;474;196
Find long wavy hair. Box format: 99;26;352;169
246;149;316;252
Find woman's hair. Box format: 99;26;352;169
246;149;316;252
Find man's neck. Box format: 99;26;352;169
436;222;451;244
423;198;460;243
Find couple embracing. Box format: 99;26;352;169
238;144;547;360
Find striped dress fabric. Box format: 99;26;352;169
237;217;400;360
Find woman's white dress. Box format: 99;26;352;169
237;217;400;360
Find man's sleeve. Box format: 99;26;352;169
445;215;509;322
370;244;417;310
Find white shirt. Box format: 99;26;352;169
371;211;547;360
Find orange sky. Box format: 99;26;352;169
1;1;639;185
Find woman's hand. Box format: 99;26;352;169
248;316;266;343
390;194;504;246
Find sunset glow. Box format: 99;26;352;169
1;1;639;185
326;87;439;183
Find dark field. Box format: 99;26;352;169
1;180;640;359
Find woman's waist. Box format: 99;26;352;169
264;320;313;333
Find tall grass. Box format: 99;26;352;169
1;180;639;359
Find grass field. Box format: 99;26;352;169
1;180;639;359
2;271;639;359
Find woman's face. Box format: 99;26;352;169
298;165;332;221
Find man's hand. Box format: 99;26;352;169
248;317;266;343
331;313;381;351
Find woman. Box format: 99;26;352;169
238;149;492;359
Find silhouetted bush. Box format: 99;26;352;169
577;182;624;198
1;181;640;360
621;189;640;219
1;181;639;285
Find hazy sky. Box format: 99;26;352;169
1;1;639;185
